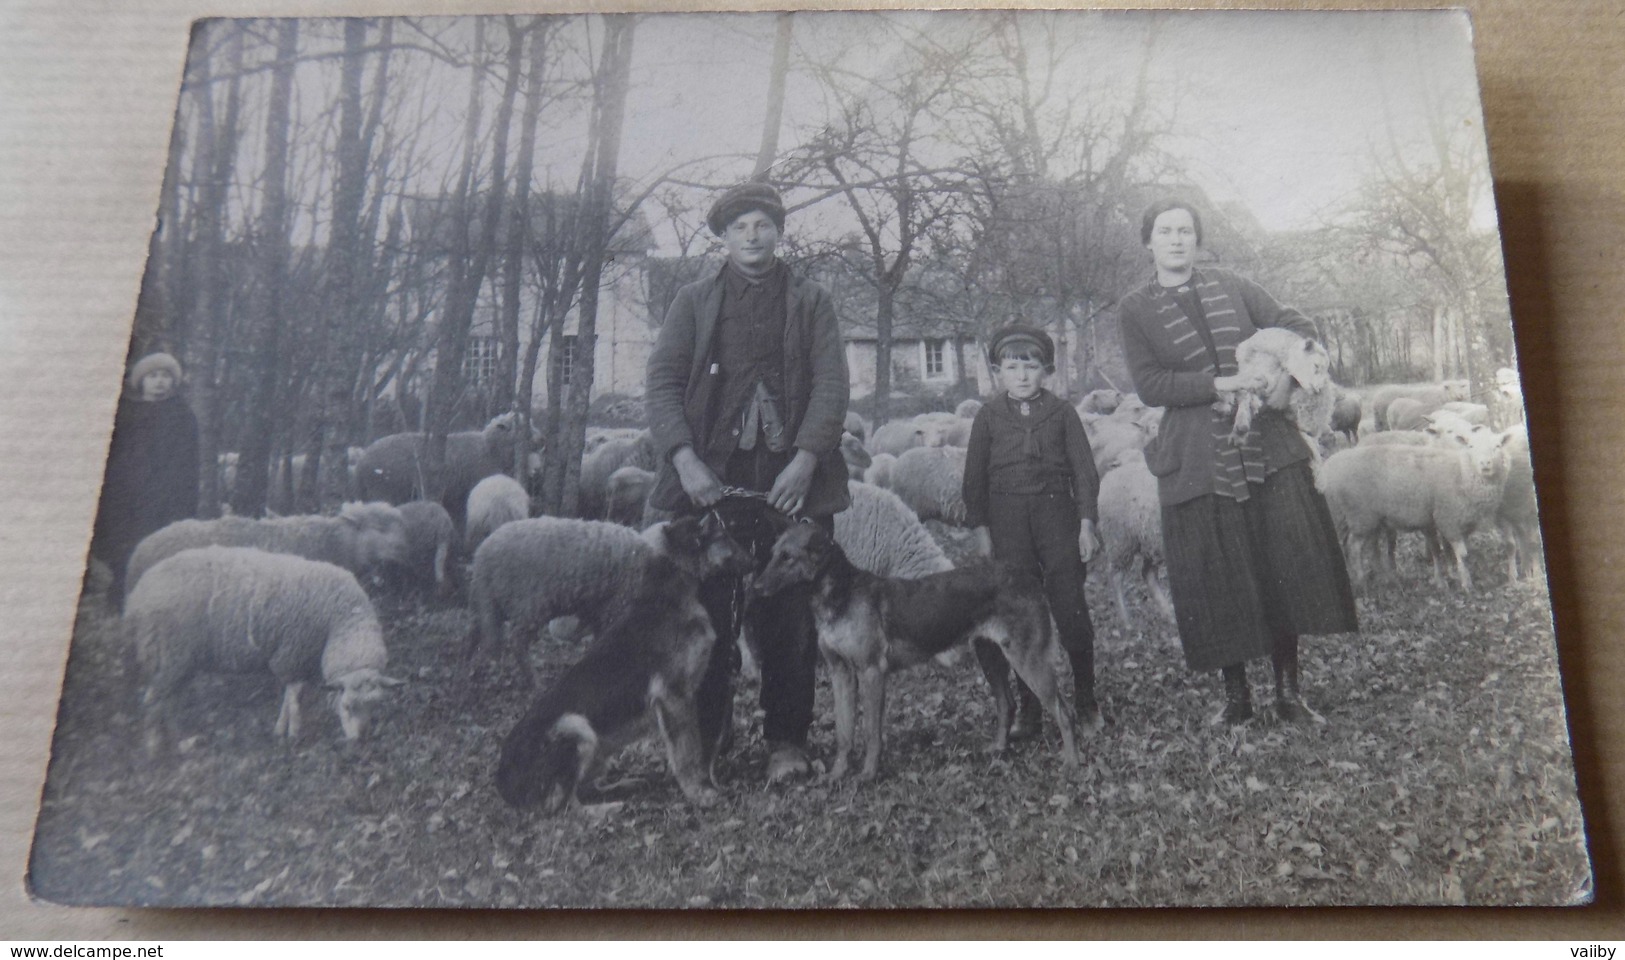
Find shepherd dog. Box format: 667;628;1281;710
753;522;1080;781
495;512;752;812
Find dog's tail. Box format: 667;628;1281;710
495;709;596;812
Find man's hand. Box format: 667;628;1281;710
768;448;819;516
1078;519;1102;564
672;445;723;508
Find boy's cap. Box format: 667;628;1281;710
708;182;787;236
987;324;1055;368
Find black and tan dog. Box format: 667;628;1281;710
753;522;1080;781
495;513;752;812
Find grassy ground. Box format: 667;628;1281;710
28;530;1589;908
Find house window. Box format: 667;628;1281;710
553;335;578;388
922;338;948;380
463;336;499;388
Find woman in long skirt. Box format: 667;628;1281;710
1117;199;1357;724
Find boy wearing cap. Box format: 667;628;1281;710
646;181;850;784
962;325;1104;737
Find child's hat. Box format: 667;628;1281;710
127;352;183;391
987;324;1055;368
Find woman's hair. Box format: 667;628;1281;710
1140;199;1204;246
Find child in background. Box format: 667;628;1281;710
90;351;199;600
963;325;1104;737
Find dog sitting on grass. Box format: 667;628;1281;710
494;513;752;812
752;522;1080;782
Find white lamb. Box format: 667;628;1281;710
1226;328;1336;488
125;546;402;756
864;452;897;489
888;445;969;526
464;474;529;555
1095;450;1174;628
1323;424;1512;592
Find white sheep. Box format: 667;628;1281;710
888;445;969;526
1227;329;1336;488
1371;380;1471;430
467;517;657;686
465;474;529;555
1358;430;1433;448
1386;397;1436;432
396;500;455;600
868;415;948;457
864;452;897;489
1439;401;1491;426
1095;450;1174;627
578;430;657;520
1330;390;1362;444
835;481;953;579
126;501;410;599
1077;389;1124;417
955;398;984;420
126;546;402;756
1323;425;1512;592
843;411;872;445
1494;367;1525;427
605;465;656;528
1496;425;1541;581
1083;415;1150;475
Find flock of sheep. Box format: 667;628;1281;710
115;361;1537;774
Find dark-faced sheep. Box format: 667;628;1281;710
396;500;456;601
840;432;874;481
126;546;402;756
126;501;410;600
355;412;534;526
465;474;529;556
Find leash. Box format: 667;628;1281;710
716;485;813;524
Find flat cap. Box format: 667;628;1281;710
987;324;1056;369
707;182;786;236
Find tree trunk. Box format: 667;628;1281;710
231;20;299;518
752;13;794;179
498;19;548;446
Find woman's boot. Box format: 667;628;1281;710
1215;663;1253;726
1272;636;1324;725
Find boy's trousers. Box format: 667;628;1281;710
986;491;1096;700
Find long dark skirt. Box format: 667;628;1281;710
1161;460;1358;672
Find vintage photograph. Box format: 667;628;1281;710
29;9;1588;908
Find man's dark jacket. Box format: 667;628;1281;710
646;264;851;517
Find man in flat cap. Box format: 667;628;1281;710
646;181;850;783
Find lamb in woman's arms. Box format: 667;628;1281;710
1220;328;1337;486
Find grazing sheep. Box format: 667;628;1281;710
843;411;872;444
955;398;984;420
1077;389;1124;417
465;474;529;555
1330;390;1362;444
126;546;401;756
864;452;897;489
888;445;969;526
868;416;948;457
355;412;534;526
1371;381;1471;429
835;481;953;579
578;430;657;520
1323;425;1512;591
1083;415;1150;475
840;432;874;481
126;501;410;598
396;500;456;601
605;465;656;528
1095;450;1174;628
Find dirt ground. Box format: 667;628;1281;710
27;525;1588;909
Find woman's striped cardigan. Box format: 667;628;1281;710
1118;267;1320;507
